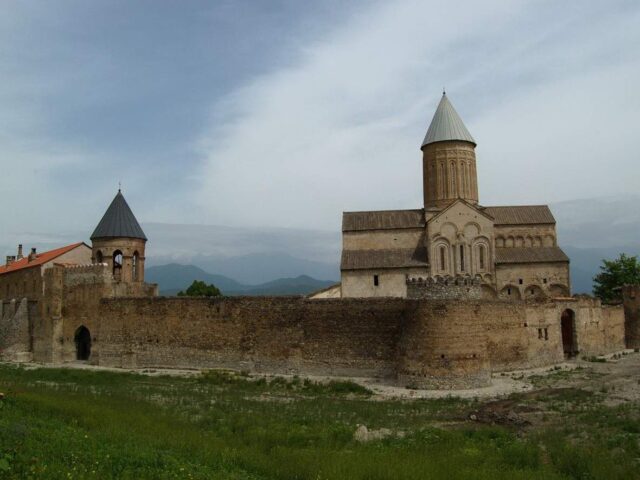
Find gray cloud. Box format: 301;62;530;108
0;0;638;250
195;0;640;230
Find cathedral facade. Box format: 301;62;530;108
340;93;571;299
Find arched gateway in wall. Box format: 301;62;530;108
74;326;91;361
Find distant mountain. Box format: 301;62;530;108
145;264;245;293
145;263;334;296
227;275;336;296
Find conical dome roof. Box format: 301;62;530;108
421;93;475;147
90;190;147;241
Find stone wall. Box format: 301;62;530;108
95;297;412;379
33;264;158;363
77;294;623;389
0;298;37;362
493;224;557;248
341;267;427;298
495;263;570;300
397;301;490;389
623;285;640;349
342;228;425;251
0;267;43;305
406;276;483;300
2;271;626;390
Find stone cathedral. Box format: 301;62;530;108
340;93;571;299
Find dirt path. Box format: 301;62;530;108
9;349;640;404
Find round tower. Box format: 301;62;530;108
90;190;147;283
422;93;478;209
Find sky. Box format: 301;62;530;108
1;0;639;245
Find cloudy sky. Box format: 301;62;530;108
1;0;639;244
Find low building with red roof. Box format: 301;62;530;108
0;242;92;302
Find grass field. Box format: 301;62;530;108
0;364;639;479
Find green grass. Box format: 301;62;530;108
0;364;638;479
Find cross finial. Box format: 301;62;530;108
443;86;446;95
118;181;121;192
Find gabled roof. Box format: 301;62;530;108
428;198;493;224
483;205;556;225
342;209;425;232
422;93;475;147
91;190;147;241
495;247;569;264
341;247;428;270
0;242;88;275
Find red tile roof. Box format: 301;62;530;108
0;242;87;275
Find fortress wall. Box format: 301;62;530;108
397;301;491;389
35;291;627;389
623;285;640;349
602;305;626;352
95;297;411;378
569;297;623;357
59;265;158;363
33;267;64;363
483;302;536;370
0;298;36;362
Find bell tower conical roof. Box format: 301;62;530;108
90;190;147;241
421;93;475;148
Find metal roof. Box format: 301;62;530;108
495;247;569;264
421;93;475;147
90;190;147;241
342;209;425;232
341;247;428;270
484;205;556;225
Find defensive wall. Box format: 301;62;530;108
0;263;634;389
623;285;640;349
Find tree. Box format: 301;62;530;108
177;280;222;297
593;253;640;303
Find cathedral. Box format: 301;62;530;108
340;93;571;299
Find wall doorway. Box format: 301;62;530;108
561;309;576;358
74;326;91;361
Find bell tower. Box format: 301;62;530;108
421;93;478;210
90;189;147;283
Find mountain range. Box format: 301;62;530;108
145;263;335;296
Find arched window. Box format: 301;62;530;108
95;250;103;264
459;245;465;272
450;162;456;196
439;246;447;272
465;162;471;196
132;251;139;281
113;250;123;279
478;245;485;270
